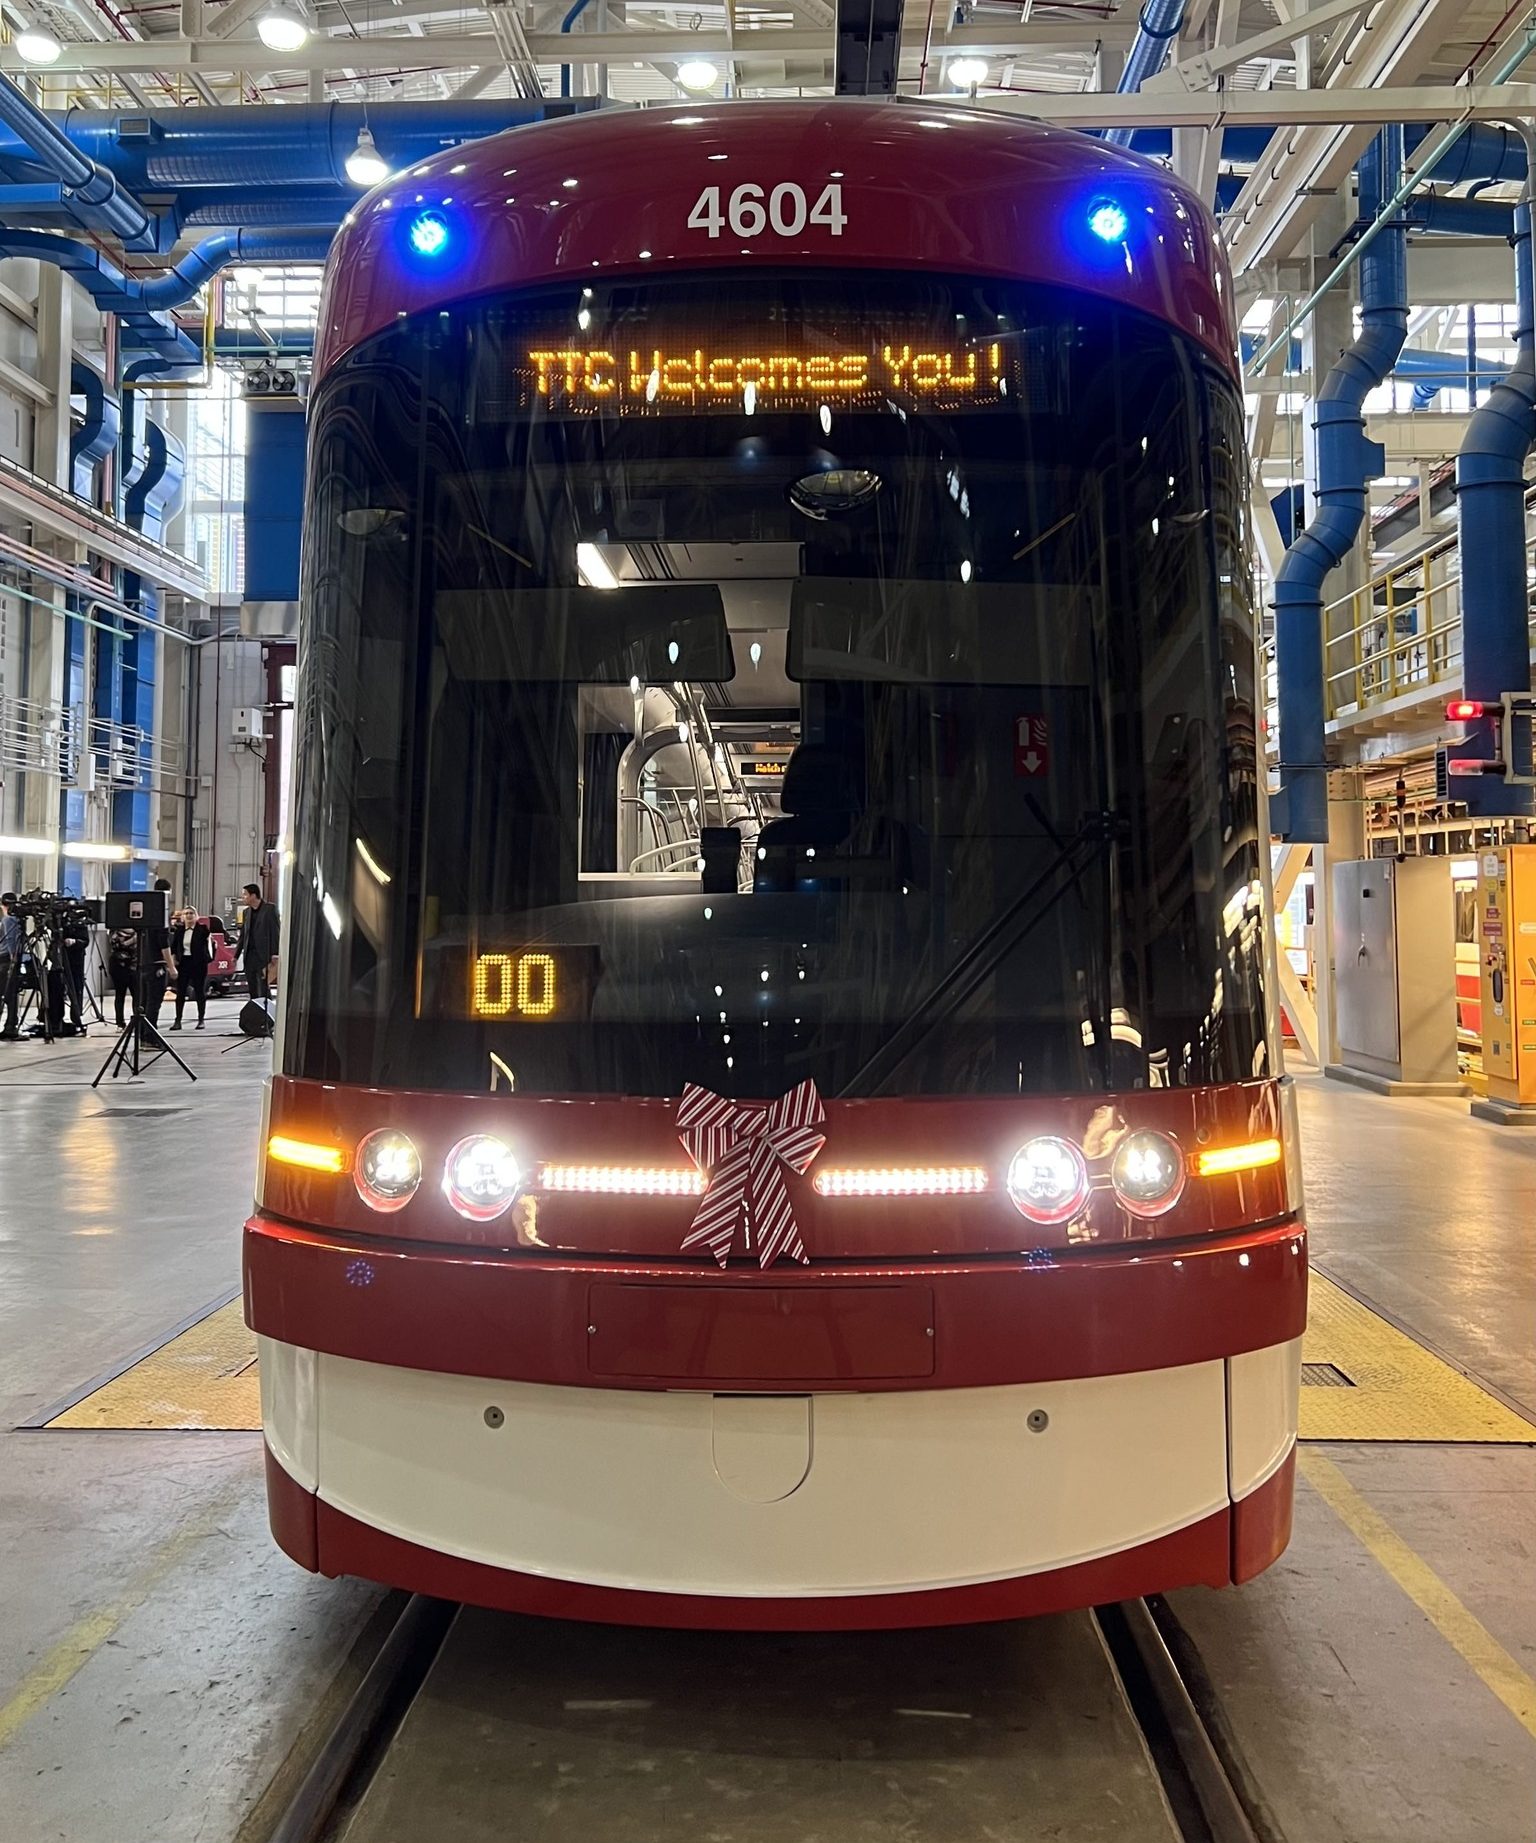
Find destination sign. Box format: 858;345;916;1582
517;338;1021;414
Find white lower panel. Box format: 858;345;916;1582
258;1335;317;1490
262;1343;1237;1598
1227;1336;1302;1498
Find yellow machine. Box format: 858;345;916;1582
1474;845;1536;1121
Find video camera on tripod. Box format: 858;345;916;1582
10;888;102;1040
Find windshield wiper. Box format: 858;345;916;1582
836;810;1122;1099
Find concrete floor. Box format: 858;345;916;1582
1;1043;1533;1841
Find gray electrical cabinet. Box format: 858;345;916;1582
1328;857;1461;1093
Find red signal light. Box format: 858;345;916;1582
1446;700;1485;721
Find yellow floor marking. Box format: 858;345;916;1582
43;1269;1536;1442
47;1300;261;1431
0;1475;249;1752
1301;1271;1536;1443
1300;1450;1536;1743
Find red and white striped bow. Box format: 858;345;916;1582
677;1079;827;1269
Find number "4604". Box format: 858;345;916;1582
686;182;847;240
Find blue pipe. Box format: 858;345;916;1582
1403;195;1516;238
69;358;119;500
1271;127;1409;843
0;225;331;314
0;74;156;250
0;100;591;195
1104;0;1188;149
1452;199;1536;813
559;0;592;99
1406;122;1527;187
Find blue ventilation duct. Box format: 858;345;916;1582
1452;198;1536;813
0;225;333;313
1104;0;1188;149
0;226;334;377
69;357;119;500
123;414;185;542
0;72;157;249
1403;195;1515;238
1405;122;1528;187
0;99;591;196
1271;126;1409;843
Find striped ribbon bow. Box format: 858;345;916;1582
677;1079;827;1269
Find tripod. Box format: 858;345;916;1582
92;926;196;1087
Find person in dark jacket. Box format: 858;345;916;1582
235;882;280;1003
170;910;212;1030
0;892;22;1041
108;924;138;1027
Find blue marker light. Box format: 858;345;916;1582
1087;199;1129;243
407;209;451;258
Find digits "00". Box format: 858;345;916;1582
473;951;558;1018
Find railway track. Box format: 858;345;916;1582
258;1592;1281;1843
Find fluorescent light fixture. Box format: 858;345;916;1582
256;6;309;50
345;126;391;187
676;58;719;91
0;834;55;857
576;542;619;590
947;56;988;88
15;26;60;63
62;841;130;862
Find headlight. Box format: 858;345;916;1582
1110;1130;1185;1217
1006;1136;1088;1224
353;1129;422;1213
443;1134;522;1222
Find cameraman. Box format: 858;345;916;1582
0;892;21;1040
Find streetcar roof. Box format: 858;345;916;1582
315;99;1238;381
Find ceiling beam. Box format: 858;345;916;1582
0;19;1133;71
1216;0;1463;273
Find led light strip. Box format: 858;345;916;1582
540;1164;705;1196
1194;1137;1282;1179
814;1166;990;1198
267;1133;349;1175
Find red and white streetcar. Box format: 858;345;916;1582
246;99;1306;1629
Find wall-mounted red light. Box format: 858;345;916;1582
1446;700;1485;721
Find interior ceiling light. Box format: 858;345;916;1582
14;26;61;63
947;57;988;89
345;125;391;188
676;58;719;91
256;5;309;50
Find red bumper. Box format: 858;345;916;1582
244;1212;1306;1393
264;1443;1296;1629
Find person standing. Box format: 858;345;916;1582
108;923;138;1027
236;882;280;1004
0;892;22;1041
170;911;212;1031
139;877;178;1040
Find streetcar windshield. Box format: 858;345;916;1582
284;272;1268;1098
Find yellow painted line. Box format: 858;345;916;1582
47;1300;261;1431
1301;1272;1536;1443
0;1476;249;1752
1299;1450;1536;1743
42;1268;1536;1443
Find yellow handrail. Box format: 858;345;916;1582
1320;482;1536;718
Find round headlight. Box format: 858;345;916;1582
1006;1136;1088;1224
354;1129;422;1213
443;1134;522;1222
1110;1130;1185;1217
